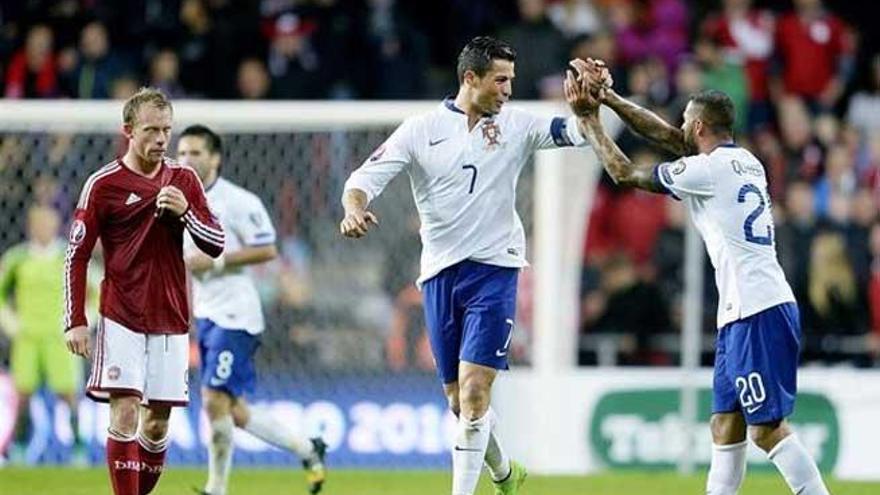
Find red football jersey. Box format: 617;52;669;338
64;158;225;334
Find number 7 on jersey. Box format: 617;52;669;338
462;164;478;194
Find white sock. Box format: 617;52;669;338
706;440;748;495
243;406;314;460
205;416;234;495
452;411;493;495
768;434;830;495
483;409;511;482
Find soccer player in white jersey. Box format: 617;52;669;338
177;125;326;495
570;58;831;495
339;36;596;495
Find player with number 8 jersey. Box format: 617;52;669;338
570;56;831;495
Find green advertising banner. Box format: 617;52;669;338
589;389;838;471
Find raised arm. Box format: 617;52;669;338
569;58;688;156
563;68;665;193
581;114;666;193
602;89;689;156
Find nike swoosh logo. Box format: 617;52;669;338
209;378;227;387
429;137;449;146
453;445;482;452
745;404;763;414
495;319;515;357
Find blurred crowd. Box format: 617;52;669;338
2;0;880;370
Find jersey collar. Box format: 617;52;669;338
443;97;465;114
442;97;494;118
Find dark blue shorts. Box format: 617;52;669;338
713;302;801;424
422;260;518;384
197;318;260;398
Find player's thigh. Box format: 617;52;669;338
143;333;190;406
200;327;259;399
458;264;518;372
87;318;148;401
10;336;40;393
726;303;801;425
422;269;463;384
42;335;81;396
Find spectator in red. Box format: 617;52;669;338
701;0;776;130
5;24;58;98
774;0;855;111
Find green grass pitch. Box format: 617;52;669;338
1;468;879;495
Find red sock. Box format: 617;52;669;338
106;433;140;495
137;434;168;495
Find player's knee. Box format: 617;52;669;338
230;402;249;428
110;399;140;435
141;417;169;441
458;382;490;419
749;421;788;452
710;414;745;444
204;392;232;420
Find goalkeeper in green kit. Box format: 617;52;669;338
0;205;94;464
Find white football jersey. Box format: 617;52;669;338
185;177;276;334
656;144;795;328
344;99;589;285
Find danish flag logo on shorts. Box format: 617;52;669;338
107;366;121;381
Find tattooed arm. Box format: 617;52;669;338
602;89;689;156
580;113;666;193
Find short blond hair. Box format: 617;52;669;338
123;86;173;126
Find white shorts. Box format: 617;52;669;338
87;317;190;407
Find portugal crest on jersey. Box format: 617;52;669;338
481;120;502;149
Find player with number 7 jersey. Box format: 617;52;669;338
340;36;595;495
572;55;831;495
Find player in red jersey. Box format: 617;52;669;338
64;87;225;495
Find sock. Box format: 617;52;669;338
137;433;167;495
205;416;235;495
483;409;511;482
106;430;140;495
706;440;748;495
768;434;830;495
452;411;493;495
242;406;314;460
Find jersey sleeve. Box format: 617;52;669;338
64;187;102;330
181;169;226;258
343;118;415;203
526;113;589;151
654;155;715;200
233;193;277;247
